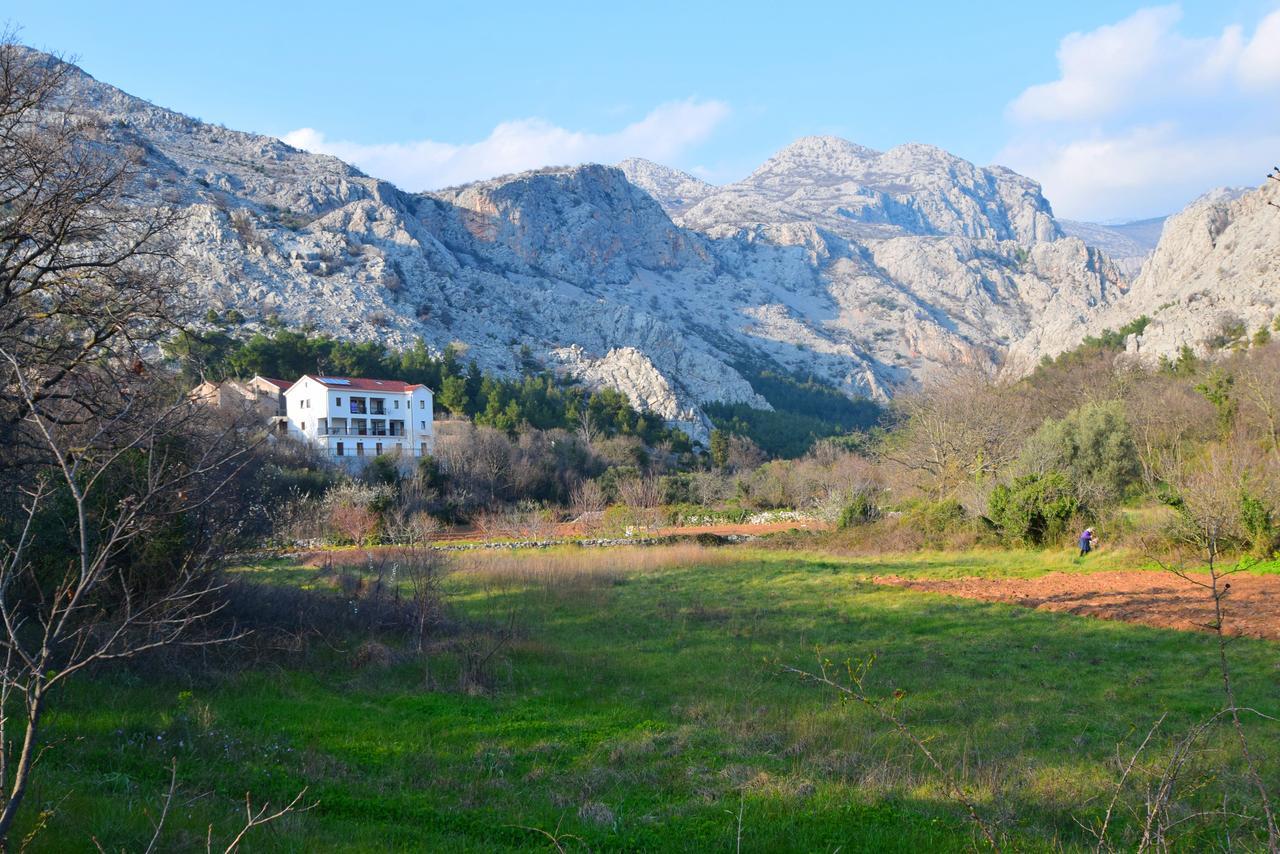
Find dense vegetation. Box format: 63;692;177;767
705;362;883;457
166;323;691;450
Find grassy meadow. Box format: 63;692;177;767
19;545;1280;851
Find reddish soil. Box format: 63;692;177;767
874;571;1280;640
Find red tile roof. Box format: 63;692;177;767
299;375;428;393
256;376;294;390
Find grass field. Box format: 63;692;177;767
19;546;1280;851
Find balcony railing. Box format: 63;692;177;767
316;427;406;437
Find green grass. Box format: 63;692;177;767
18;547;1280;851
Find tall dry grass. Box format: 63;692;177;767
448;544;740;599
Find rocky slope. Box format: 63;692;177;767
616;158;715;216
1007;182;1280;371
675;136;1062;244
41;49;1144;440
1059;218;1163;278
1059;188;1254;278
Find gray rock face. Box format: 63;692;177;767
40;50;1144;440
678;136;1062;244
1059;218;1165;278
616;158;715;216
1008;183;1280;371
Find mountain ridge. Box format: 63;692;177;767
36;46;1272;443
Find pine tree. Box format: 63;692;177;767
440;374;469;416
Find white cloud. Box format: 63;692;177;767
1000;5;1280;221
282;99;730;191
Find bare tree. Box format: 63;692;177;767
1123;372;1218;489
0;354;254;842
395;548;443;655
1146;443;1280;850
569;479;606;516
885;369;1025;500
1236;342;1280;465
617;475;662;509
0;35;183;446
575;404;598;446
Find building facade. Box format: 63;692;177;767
283;375;434;460
190;375;292;420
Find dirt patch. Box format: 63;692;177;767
874;571;1280;640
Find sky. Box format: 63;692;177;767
7;0;1280;221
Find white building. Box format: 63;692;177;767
283;375;434;461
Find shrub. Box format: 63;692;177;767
364;453;402;488
1240;489;1279;558
988;473;1080;546
1017;400;1140;509
836;492;879;529
901;499;967;538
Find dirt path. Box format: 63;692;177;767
875;571;1280;640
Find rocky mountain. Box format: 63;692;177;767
674;136;1062;244
1060;218;1165;277
40;49;1140;440
1059;188;1253;278
1007;182;1280;372
616;158;715;215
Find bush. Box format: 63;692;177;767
1240;489;1279;558
901;499;967;538
836;492;879;529
364;454;402;488
1017;400;1140;510
988;473;1080;546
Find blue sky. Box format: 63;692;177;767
8;1;1280;220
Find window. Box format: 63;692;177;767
420;420;426;429
419;400;425;409
356;442;364;457
370;398;385;415
421;442;428;457
394;399;400;409
301;422;306;432
336;442;344;457
335;397;342;407
375;442;383;455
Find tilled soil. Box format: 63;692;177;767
874;570;1280;640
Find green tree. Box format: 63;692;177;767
709;429;730;470
1017;400;1141;508
1196;368;1236;436
988;472;1080;546
439;374;470;416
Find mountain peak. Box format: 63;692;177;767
777;135;880;159
616;158;715;215
752;136;880;179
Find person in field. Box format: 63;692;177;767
1078;527;1095;558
